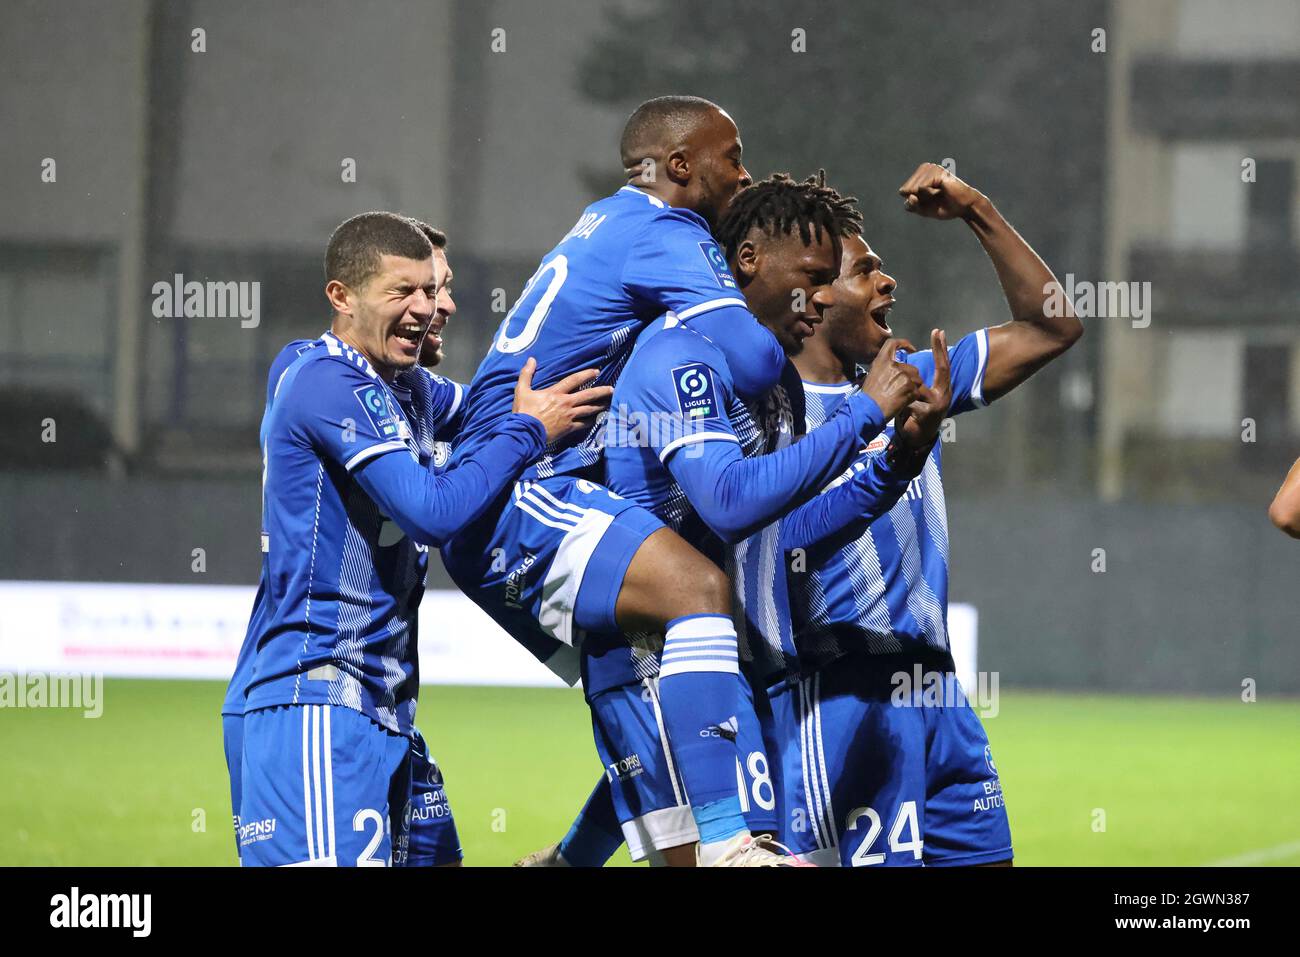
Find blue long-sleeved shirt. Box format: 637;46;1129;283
241;334;545;735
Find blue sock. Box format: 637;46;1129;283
657;614;748;845
557;775;624;867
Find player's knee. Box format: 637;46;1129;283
617;529;732;627
679;558;730;615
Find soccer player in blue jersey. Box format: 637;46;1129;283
442;96;836;865
232;212;609;867
773;162;1083;866
523;173;937;866
402;220;469;868
222;220;467;866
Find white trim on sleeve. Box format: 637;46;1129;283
446;381;465;423
970;327;990;408
657;431;740;463
801;380;857;395
343;441;407;472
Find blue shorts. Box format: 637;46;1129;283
222;713;244;854
766;651;1012;867
442;476;665;673
239;704;413;867
588;671;779;861
406;731;463;867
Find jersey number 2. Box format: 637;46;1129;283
353;808;388;867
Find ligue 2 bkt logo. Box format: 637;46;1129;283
678;368;709;398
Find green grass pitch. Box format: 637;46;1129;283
1;680;1297;866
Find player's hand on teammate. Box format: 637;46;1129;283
861;337;923;422
898;163;985;221
894;328;951;448
513;358;614;443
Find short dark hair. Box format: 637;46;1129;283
325;211;432;288
713;170;863;261
619;95;722;170
407;218;448;250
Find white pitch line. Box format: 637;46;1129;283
1205;839;1300;867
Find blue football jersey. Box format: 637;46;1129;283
586;321;804;693
222;337;463;719
391;364;464;469
724;361;804;687
450;186;751;481
241;332;457;734
221;337;322;719
789;328;991;668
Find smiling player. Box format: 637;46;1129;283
232;212;608;867
549;173;933;866
773;163;1083;866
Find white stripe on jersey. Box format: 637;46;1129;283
519;492;585;530
526;482;589;519
291;463;327;705
890;503;948;647
755;521;783;659
795;337;995;657
800;381;857;397
970;327;990;407
515;496;579;532
618;184;665;207
675;296;749;322
343;440;408;472
657;430;740;463
843;531;901;654
336;496;381;717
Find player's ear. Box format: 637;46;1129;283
664;147;690;186
732;239;760;281
325;279;353;317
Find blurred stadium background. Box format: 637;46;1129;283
1;0;1298;866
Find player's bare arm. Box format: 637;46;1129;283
1268;456;1300;538
898;162;1083;402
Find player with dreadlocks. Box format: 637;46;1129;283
518;172;945;866
767;162;1080;866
